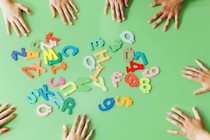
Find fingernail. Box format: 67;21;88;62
4;129;9;133
11;107;16;111
63;125;66;129
12;114;17;117
6;104;9;108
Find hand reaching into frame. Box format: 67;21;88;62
0;0;31;37
0;103;16;135
148;0;183;32
49;0;79;26
182;59;210;95
62;115;94;140
104;0;129;23
166;107;210;140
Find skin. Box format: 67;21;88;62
49;0;79;25
182;59;210;95
0;0;31;37
148;0;183;32
0;104;16;135
167;107;210;140
63;115;94;140
104;0;129;23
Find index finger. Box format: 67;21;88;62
71;115;80;133
171;107;190;121
195;59;210;73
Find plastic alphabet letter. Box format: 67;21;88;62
11;48;26;61
98;98;115;112
60;82;77;97
75;78;91;92
45;32;60;42
43;48;58;64
108;40;123;53
139;77;152;94
62;46;79;57
36;104;52;117
40;40;57;50
26;89;40;104
94;50;110;64
48;92;64;109
142;66;160;78
124;73;139;87
48;52;62;66
93;77;107;92
31;60;47;76
61;97;75;115
115;96;133;107
50;62;67;75
120;30;135;44
31;40;41;52
25;50;40;60
123;48;134;62
83;56;96;71
21;67;36;78
89;38;105;51
90;64;104;81
48;77;65;87
133;52;148;66
126;61;144;73
38;84;55;101
112;72;123;88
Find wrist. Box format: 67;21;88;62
0;0;12;8
196;130;210;140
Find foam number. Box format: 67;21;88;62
93;77;107;92
48;52;62;66
139;77;152;94
142;66;160;78
62;97;75;115
11;48;26;61
112;72;123;88
38;84;55;101
90;64;104;81
50;62;67;75
108;40;123;53
120;30;135;44
115;96;133;107
48;77;65;87
123;48;134;62
48;92;64;109
126;61;144;73
83;56;96;71
40;40;57;50
75;78;91;92
43;48;58;64
98;98;115;112
62;46;79;57
60;81;77;97
94;50;111;64
124;73;139;87
89;38;105;51
133;52;148;66
45;32;60;42
36;104;52;117
26;89;40;104
31;40;41;52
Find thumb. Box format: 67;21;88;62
0;128;9;135
192;107;202;121
150;0;162;7
18;4;32;15
50;4;56;18
193;87;209;95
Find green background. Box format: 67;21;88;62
1;0;210;140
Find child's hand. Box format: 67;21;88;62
167;107;210;140
49;0;79;25
182;59;210;95
104;0;129;23
0;0;31;37
0;104;16;135
148;0;183;32
62;115;94;140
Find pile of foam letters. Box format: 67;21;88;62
11;30;160;117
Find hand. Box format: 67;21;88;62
148;0;183;32
182;59;210;95
49;0;79;25
104;0;129;23
0;103;16;135
166;107;210;140
62;115;94;140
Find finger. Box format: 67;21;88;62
125;0;129;7
0;107;15;120
0;114;16;126
69;0;79;12
76;114;86;135
50;4;56;17
182;73;201;83
81;119;90;137
171;108;190;120
18;16;30;33
62;125;68;140
150;0;162;7
114;3;121;22
18;4;32;15
192;107;202;120
148;10;163;24
0;104;9;113
193;87;209;95
14;19;28;37
163;15;172;32
57;7;68;25
195;59;210;73
152;13;167;28
185;66;203;74
104;0;109;14
66;3;77;20
175;12;179;29
86;129;94;140
110;3;116;20
5;19;11;35
167;130;185;136
167;111;184;123
71;115;80;133
182;69;202;78
0;128;9;135
11;22;20;37
166;117;183;128
119;3;125;21
62;5;73;25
